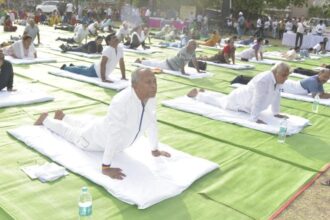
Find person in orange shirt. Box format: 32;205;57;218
199;30;221;47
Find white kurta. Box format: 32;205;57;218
43;87;158;165
225;71;281;121
7;40;36;59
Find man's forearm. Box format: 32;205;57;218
120;61;126;79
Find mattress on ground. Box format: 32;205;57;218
263;52;304;62
5;56;57;64
50;47;101;58
0;87;54;108
48;69;130;91
8;125;219;209
132;63;213;79
205;61;255;70
162;94;310;135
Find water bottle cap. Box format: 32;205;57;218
82;186;88;192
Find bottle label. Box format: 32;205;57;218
79;204;92;216
279;127;287;135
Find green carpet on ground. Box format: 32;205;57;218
0;25;329;219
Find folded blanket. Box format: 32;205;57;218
162;95;309;135
21;162;69;182
205;61;255;70
0;87;54;108
8;125;218;209
50;47;101;58
132;63;213;79
5;56;57;64
48;69;130;91
231;82;330;106
263;52;304;62
123;46;161;54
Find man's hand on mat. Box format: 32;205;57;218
7;88;16;92
102;167;126;180
197;70;205;73
274;114;289;119
256;119;267;124
102;79;113;83
152;150;171;157
121;77;128;80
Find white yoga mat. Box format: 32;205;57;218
5;56;57;65
231;82;330;106
0;87;54;108
263;52;304;62
123;46;161;54
50;47;101;58
8;125;219;209
48;69;130;91
132;63;213;79
162;94;310;135
245;58;279;65
205;61;255;70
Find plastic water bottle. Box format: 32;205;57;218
78;187;92;219
312;94;320;113
278;119;287;144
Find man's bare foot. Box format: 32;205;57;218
187;88;198;98
134;58;141;63
54;110;65;120
34;113;48;125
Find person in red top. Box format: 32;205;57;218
198;38;236;64
3;15;17;32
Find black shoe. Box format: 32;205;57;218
69;63;74;66
60;64;66;70
59;44;67;52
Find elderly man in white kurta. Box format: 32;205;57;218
34;68;171;180
188;62;291;124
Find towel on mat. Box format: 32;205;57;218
48;69;130;91
50;47;101;58
205;61;255;70
8;125;218;209
231;82;330;106
162;94;309;135
0;87;54;108
132;63;213;79
5;56;57;64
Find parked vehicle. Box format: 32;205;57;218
36;1;59;13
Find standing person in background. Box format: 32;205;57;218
295;17;305;48
278;18;285;39
237;12;245;40
66;0;74;21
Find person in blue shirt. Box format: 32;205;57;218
0;50;15;91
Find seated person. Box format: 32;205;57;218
60;36;103;53
88;21;99;36
199;38;236;64
164;28;178;42
59;33;126;83
0;50;15;91
100;16;113;32
135;40;202;75
238;36;254;45
158;28;190;48
3;15;17;32
116;21;131;45
56;23;89;45
199;30;221;47
4;35;37;59
282;68;330;98
187;62;291;124
239;37;264;61
49;10;60;26
128;25;149;49
33;68;170;180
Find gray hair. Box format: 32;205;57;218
320;68;330;75
131;67;151;84
271;62;291;75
